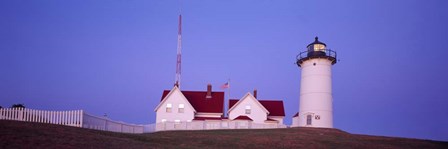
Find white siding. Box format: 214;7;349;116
291;116;300;127
267;116;284;124
228;94;267;123
156;88;195;123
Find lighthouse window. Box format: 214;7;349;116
306;115;312;125
313;44;325;51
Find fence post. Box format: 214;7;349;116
47;110;51;124
18;108;23;121
104;119;108;131
80;110;84;128
71;110;74;126
35;110;39;123
12;108;17;120
73;111;77;127
30;109;34;122
40;110;43;123
67;111;71;126
63;111;66;125
0;108;3;120
77;110;81;127
50;111;54;124
59;111;63;125
42;110;45;123
10;108;14;120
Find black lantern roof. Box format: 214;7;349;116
307;36;326;48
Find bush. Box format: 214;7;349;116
11;104;25;109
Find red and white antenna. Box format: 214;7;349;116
175;1;182;88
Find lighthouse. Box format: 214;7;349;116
296;37;337;128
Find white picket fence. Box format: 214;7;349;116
0;108;83;127
0;108;144;134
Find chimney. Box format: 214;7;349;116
253;89;257;99
206;84;212;98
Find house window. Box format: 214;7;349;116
161;119;167;123
306;115;312;125
245;105;251;114
166;103;172;112
178;104;184;113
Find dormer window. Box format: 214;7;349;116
178;104;184;113
166;103;172;113
245;105;251;114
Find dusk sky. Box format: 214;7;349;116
1;0;448;141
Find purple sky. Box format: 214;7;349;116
1;0;448;141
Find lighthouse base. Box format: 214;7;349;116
297;110;333;128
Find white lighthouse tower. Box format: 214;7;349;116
296;37;337;128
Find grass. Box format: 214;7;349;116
1;120;447;148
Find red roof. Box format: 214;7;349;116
259;100;285;116
266;118;278;122
229;99;239;110
161;90;224;113
233;115;253;121
228;99;285;117
193;117;222;121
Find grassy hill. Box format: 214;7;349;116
0;120;446;149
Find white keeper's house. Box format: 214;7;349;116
154;84;286;131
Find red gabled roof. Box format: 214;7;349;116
193;117;222;121
233;115;253;121
161;90;224;113
228;99;285;117
229;99;239;110
259;100;285;117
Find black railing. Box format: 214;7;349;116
296;49;337;65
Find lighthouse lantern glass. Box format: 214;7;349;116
308;44;326;53
313;44;325;51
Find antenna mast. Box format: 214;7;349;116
175;1;182;88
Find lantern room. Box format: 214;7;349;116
296;36;337;67
307;37;327;56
